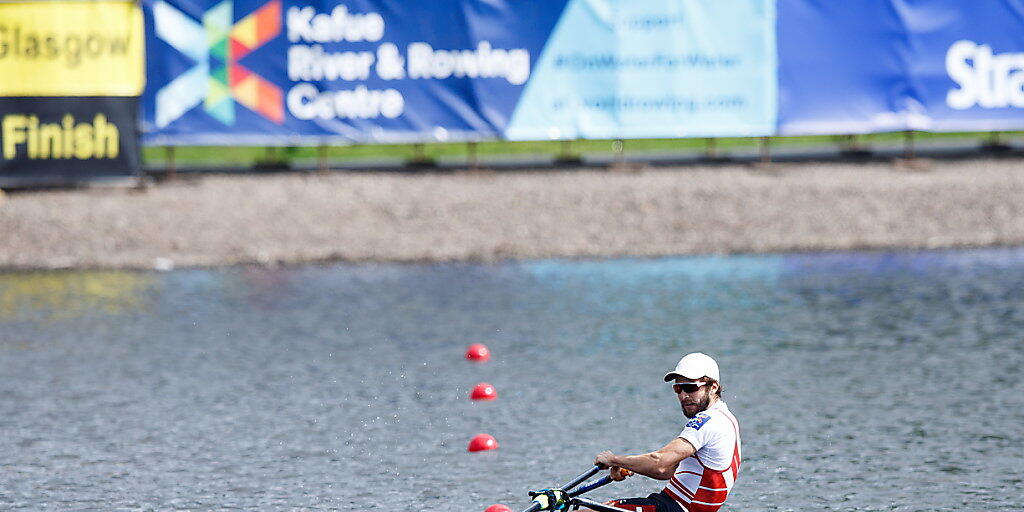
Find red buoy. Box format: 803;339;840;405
467;433;498;452
470;382;498;401
485;505;512;512
465;343;491;362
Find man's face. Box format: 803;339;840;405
673;378;716;418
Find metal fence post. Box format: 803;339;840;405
555;139;582;165
165;146;177;181
467;141;479;171
759;136;771;165
705;137;717;159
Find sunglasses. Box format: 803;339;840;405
671;381;709;394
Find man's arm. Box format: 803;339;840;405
594;437;696;481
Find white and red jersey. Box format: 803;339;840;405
662;401;741;512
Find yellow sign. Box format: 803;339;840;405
3;113;121;160
0;1;144;97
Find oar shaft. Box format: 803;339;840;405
568;476;613;498
518;503;542;512
560;465;602;492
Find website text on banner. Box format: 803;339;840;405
0;0;144;186
142;0;776;146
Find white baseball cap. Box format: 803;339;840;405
663;352;720;382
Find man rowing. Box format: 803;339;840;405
590;352;741;512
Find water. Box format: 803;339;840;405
1;248;1022;511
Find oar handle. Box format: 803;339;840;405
568;469;633;498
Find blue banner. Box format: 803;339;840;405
142;0;776;145
901;0;1024;132
777;0;1024;135
505;0;777;139
775;0;906;135
143;0;1024;144
143;0;566;144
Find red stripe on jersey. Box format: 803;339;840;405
693;492;728;504
721;410;742;474
700;471;726;488
669;476;695;499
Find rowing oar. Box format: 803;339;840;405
567;468;632;498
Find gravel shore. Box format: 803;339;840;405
2;158;1024;270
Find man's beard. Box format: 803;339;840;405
680;392;711;418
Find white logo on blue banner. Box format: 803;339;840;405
947;40;1024;110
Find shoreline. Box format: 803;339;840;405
4;244;1023;275
3;158;1024;271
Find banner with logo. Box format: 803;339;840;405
142;0;777;145
143;0;1024;144
776;0;1024;135
0;1;143;186
899;0;1024;132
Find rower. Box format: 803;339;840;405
589;353;741;512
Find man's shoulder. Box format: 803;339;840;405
708;400;736;417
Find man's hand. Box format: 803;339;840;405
594;450;618;469
596;452;632;481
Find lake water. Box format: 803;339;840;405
1;248;1022;511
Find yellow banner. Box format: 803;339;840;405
0;1;144;97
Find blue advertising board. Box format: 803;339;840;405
142;0;776;145
143;0;567;144
775;0;907;135
505;0;776;140
777;0;1024;135
900;0;1024;132
142;0;1024;144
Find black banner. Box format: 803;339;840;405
0;97;140;187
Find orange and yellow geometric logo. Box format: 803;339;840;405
154;0;283;127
